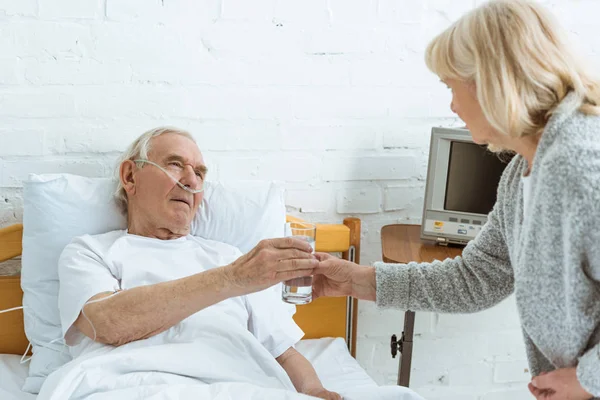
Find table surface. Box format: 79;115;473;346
381;224;463;264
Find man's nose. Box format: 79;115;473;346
179;165;200;189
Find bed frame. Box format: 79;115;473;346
0;217;361;357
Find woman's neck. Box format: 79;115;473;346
504;135;541;176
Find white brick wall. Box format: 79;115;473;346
1;0;599;398
39;0;102;19
337;184;382;214
0;0;36;17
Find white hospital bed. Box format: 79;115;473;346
0;219;423;400
0;338;420;400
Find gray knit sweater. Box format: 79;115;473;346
375;92;600;396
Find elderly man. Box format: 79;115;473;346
48;127;341;400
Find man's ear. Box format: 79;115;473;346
120;160;137;195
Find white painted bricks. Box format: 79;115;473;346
493;360;531;384
337;185;382;214
0;0;36;17
322;155;418;181
39;0;102;19
384;184;424;212
1;159;107;188
2;1;600;399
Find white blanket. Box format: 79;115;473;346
37;325;425;400
37;317;314;400
1;340;426;400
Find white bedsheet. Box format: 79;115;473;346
0;338;423;400
0;353;35;400
296;339;424;400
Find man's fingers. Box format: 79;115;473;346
269;237;314;253
276;258;318;272
276;268;314;282
276;249;317;261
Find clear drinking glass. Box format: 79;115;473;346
282;222;316;305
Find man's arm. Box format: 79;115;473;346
75;268;231;346
74;238;317;346
276;347;341;400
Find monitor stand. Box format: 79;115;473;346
381;224;464;387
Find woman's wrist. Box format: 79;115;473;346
351;265;377;301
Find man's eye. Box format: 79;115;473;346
169;162;183;168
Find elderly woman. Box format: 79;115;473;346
313;1;600;399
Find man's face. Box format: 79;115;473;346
126;133;207;235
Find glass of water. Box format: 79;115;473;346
282;221;316;305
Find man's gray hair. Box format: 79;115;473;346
114;126;196;216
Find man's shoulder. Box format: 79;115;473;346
71;229;126;247
61;230;127;261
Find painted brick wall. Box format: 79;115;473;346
1;0;599;398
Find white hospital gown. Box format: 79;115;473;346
46;230;305;398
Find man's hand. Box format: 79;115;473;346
528;368;593;400
276;347;341;400
312;253;376;301
225;238;317;296
303;387;342;400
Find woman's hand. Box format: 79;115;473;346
303;387;342;400
528;368;593;400
312;253;376;301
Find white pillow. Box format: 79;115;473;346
192;181;286;253
20;173;286;393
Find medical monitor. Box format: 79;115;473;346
421;127;512;245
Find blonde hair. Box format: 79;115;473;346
425;0;600;149
114;126;196;215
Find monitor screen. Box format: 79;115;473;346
444;141;508;215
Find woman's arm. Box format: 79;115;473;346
313;203;514;314
375;204;513;313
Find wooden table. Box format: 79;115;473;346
380;224;463;387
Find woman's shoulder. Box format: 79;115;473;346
540;111;600;178
558;109;600;147
536;111;600;207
